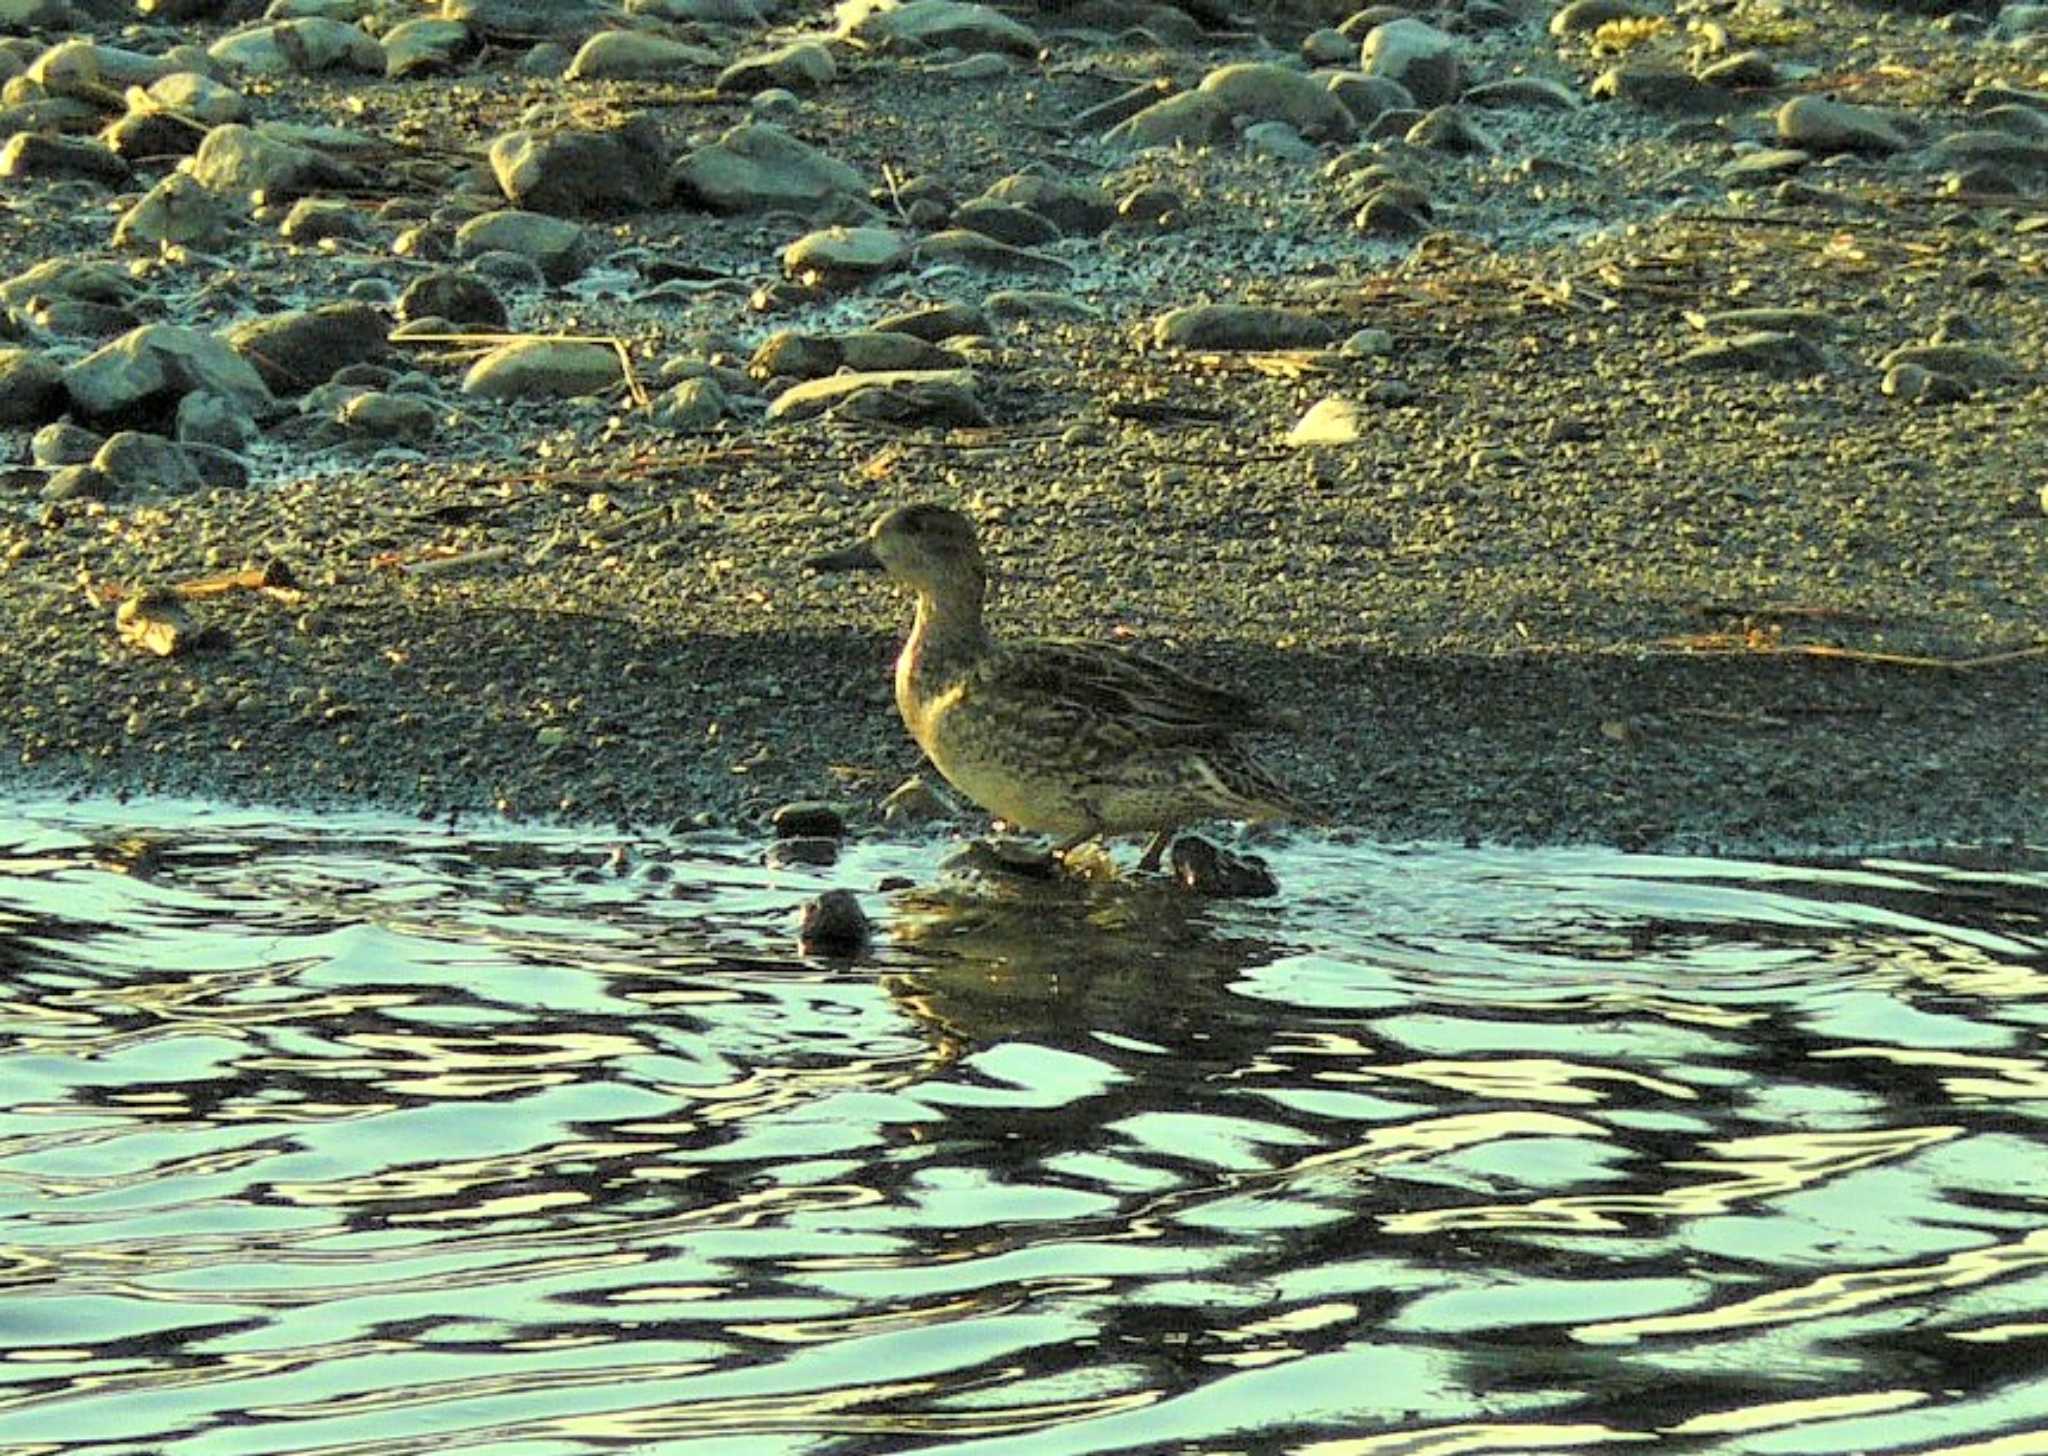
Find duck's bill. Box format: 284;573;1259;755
806;542;883;572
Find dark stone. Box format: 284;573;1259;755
1170;836;1279;897
796;888;869;955
226;302;389;396
397;270;508;327
770;800;848;838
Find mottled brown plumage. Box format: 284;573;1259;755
809;504;1313;870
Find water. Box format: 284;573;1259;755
3;798;2047;1456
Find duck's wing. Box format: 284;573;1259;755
977;637;1286;746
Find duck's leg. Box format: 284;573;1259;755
1136;830;1173;873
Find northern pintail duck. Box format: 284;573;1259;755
808;503;1312;871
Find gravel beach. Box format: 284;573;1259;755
0;0;2043;857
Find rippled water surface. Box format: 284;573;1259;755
4;799;2048;1456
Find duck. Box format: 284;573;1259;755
808;502;1313;871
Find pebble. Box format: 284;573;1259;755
1170;836;1279;897
751;329;954;378
453;209;593;283
770;800;846;838
1360;17;1462;108
670;121;870;215
980;173;1116;235
43;463;114;501
278;198;364;243
717;41;836;95
64;323;274;425
880;774;951;823
563;30;718;82
1777;96;1912;154
840;0;1040;57
1327;73;1417;126
490;116;668;216
1549;0;1654;36
767;837;839;869
0;347;64;425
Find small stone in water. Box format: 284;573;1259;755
797;889;869;955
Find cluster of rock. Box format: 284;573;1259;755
0;0;2042;510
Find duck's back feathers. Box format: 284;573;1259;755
980;638;1291;747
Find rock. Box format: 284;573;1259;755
0;258;136;311
278;197;365;243
1674;330;1830;376
751;329;954;378
1406;105;1495;154
1116;183;1182;225
980;173;1116;235
182;442;248;491
1777;96;1911;154
837;0;1039;56
174;389;260;449
1151;303;1334;351
44;464;115;502
781;224;909;283
717;40;835;94
1463;76;1580;111
767;837;839;868
1697;51;1778;90
1286;394;1361;445
1327;72;1417;126
564;29;718;80
671;122;870;215
468;250;548;289
771;800;846;837
1354;186;1433;235
208;19;384;75
338;389;438;440
134;71;247;124
650;374;727;431
0;98;103;136
984;289;1097;322
461;339;623;399
113;172;237;250
189;122;364;200
880;774;951;823
1243;121;1319;162
1882;361;1971;404
1549;0;1654;34
227;303;388;395
101;111;205;163
0;132;129;182
489;116;668;216
0;0;72;29
396;270;507;327
1360;18;1461;108
1720;146;1810;180
65;323;274;425
444;0;614;37
116;589;208;658
382;18;475;78
453;209;593;283
796;888;868;955
95;429;202;491
629;0;762;17
1198;61;1355;140
1879;343;2023;381
953;199;1062;246
1701;307;1837;339
30;421;102;465
1589;66;1736;115
1106;92;1230;148
873;301;989;340
766;367;978;422
0;347;63;425
1073;78;1175;133
1170;836;1278;897
913;229;1065;273
1918;131;2048;171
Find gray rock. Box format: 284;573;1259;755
461;339;623;399
750;329;954;378
490;115;667;216
338;389;438;440
0;346;63;425
838;0;1039;56
182;442;249;491
1720;146;1810;179
0;0;74;29
766;367;976;421
1073;78;1175;133
1879;343;2023;381
30;420;101;466
953;199;1062;245
629;0;762;17
1198;61;1355;140
1326;71;1417;125
396;270;507;327
0;258;136;310
1702;307;1837;339
1674;330;1830;375
716;40;836;94
984;289;1098;322
1360;18;1461;108
227;303;387;395
468;250;548;289
382;18;475;78
44;465;115;502
1303;27;1352;65
1881;362;1971;404
1354;186;1432;236
189;122;364;200
1105;91;1231;148
444;0;615;37
1150;303;1334;351
102;111;206;164
113;172;237;250
278;197;365;242
1697;51;1778;89
135;71;247;124
65;323;274;424
1406;105;1496;154
563;29;718;80
0;132;130;181
1463;76;1580;111
94;429;201;491
1549;0;1654;35
1242;121;1319;162
0;98;102;135
781;224;909;282
650;374;727;431
174;388;261;449
1116;183;1183;226
1918;130;2048;171
670;121;869;215
873;301;990;340
208;19;384;75
980;173;1116;235
1590;65;1736;115
453;209;593;283
1777;96;1911;154
1978;105;2048;138
913;229;1065;273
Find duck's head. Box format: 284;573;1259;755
808;503;985;599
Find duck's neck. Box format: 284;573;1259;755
899;578;992;718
